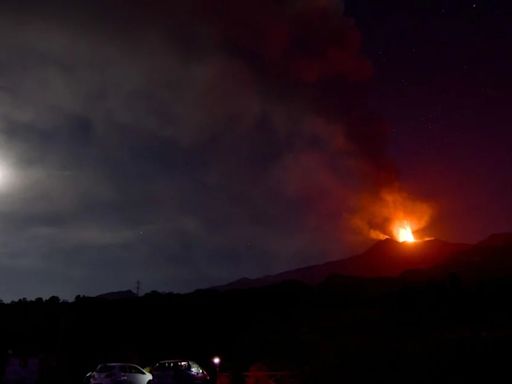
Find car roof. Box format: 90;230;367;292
153;360;195;367
155;360;191;363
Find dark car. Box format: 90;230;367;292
151;360;209;384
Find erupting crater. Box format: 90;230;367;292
394;222;416;243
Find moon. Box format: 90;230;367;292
0;162;13;190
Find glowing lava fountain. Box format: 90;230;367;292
395;222;415;243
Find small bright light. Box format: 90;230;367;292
212;356;221;365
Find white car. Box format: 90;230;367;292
89;363;152;384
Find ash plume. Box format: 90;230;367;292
0;0;430;298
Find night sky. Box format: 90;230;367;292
0;0;510;300
347;0;512;242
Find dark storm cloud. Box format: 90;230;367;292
0;0;389;300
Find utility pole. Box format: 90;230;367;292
136;280;141;296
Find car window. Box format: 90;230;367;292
96;365;116;373
120;365;145;374
153;362;172;371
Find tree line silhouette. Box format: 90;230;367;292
2;262;512;383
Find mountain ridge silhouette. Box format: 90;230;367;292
210;235;512;291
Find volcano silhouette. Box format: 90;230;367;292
212;237;472;291
401;232;512;282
